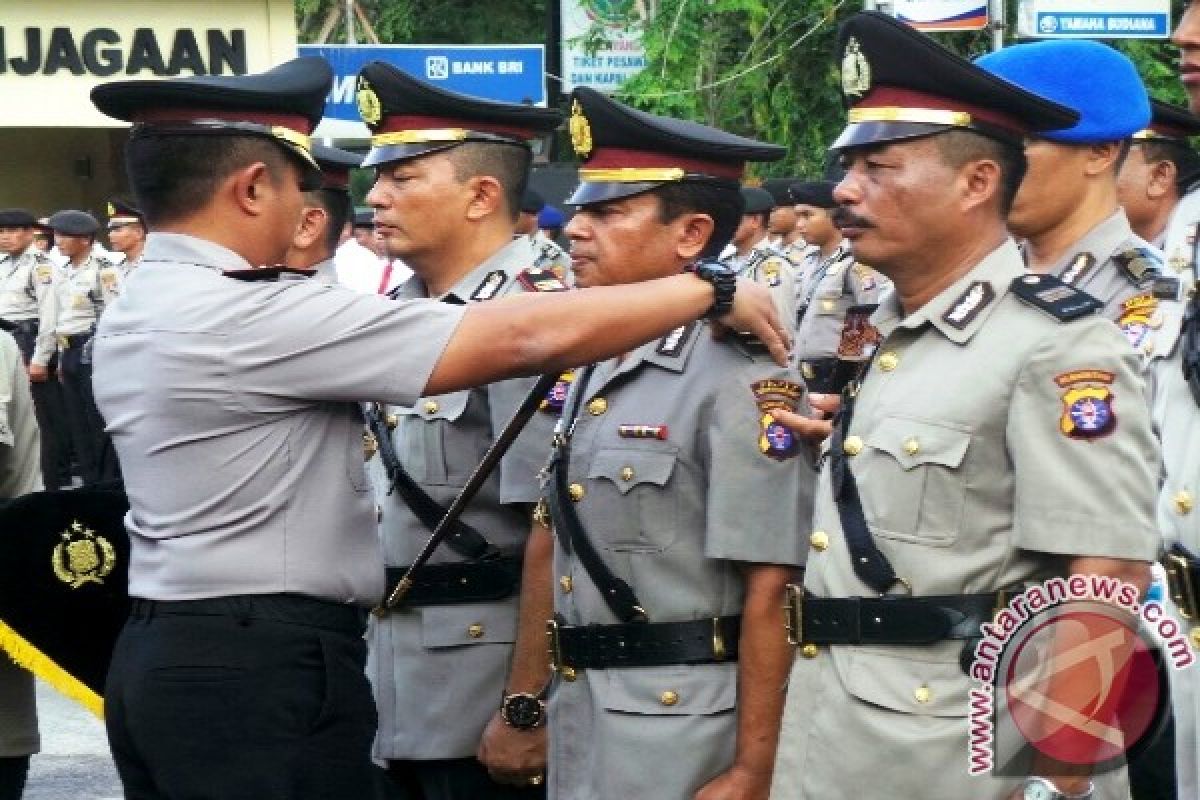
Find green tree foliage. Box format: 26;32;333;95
296;0;547;45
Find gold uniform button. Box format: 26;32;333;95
810;531;830;552
843;435;864;456
619;466;635;481
821;299;835;313
914;685;933;704
423;400;440;414
1190;628;1200;652
568;483;585;502
560;666;578;682
659;690;679;707
467;624;485;639
903;437;920;456
587;397;608;416
385;413;399;430
800;644;819;659
1176;491;1194;516
559;575;573;593
878;352;899;372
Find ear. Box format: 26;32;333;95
1085;141;1124;176
674;212;716;261
292;205;328;250
229;162;273;218
1148;159;1177;200
464;175;506;222
959;158;1002;215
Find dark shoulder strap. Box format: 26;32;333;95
1009;274;1102;321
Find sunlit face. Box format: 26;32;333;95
366;151;472;265
1115;144;1160;235
564;192;690;288
1006;138;1091;240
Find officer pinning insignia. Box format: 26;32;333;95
469;270;508;301
942;281;995;330
1055;369;1118;439
656;322;696;358
1010;274;1103;321
540;370;575;414
751;379;804;461
1117;293;1160;348
1060;253;1096;285
516;267;568;293
836;305;881;359
1114;246;1161;285
52;521;116;590
617;424;669;440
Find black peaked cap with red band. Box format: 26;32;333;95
566;86;784;206
1136;99;1200;143
832;11;1078;152
312;143;363;191
356;61;562;168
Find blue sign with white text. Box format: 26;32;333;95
298;44;546;123
1036;12;1168;37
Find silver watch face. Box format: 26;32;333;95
1023;779;1056;800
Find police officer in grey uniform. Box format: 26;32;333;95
105;198;146;279
354;63;563;799
284;143;360;285
87;58;791;800
517;188;572;280
44;210;120;486
722;186;798;325
1118;100;1200;252
771;15;1159;800
1162;6;1200;289
483;87;812;800
0;328;40;800
0;209;69;489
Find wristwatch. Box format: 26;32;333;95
685;258;737;319
500;692;547;731
1022;777;1094;800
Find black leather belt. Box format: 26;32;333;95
1163;543;1200;620
384;554;521;607
784;587;1002;646
0;318;15;333
547;615;740;672
798;357;862;395
59;332;92;349
129;593;368;636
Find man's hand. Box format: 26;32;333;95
27;362;48;382
769;392;841;446
715;279;793;366
694;762;772;800
477;710;547;787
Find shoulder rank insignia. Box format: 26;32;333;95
469;270;508;301
1153;276;1181;300
540;370;575;414
1117;293;1162;349
1055;370;1117;440
656;322;696;357
1060;252;1096;286
1010;274;1102;322
852;263;877;292
760;256;784;288
752;380;804;461
52;521;116;589
516;266;568;293
942;281;994;330
837;304;881;359
1113;246;1162;286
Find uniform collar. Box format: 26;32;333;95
875;237;1023;345
1043;209;1132;277
141;232;254;273
590;318;704;392
394;236;533;302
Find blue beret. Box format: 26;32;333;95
975;41;1150;144
538;205;565;229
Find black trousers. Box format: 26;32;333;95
6;324;71;489
386;758;545;800
58;341;111;485
0;756;29;800
105;595;386;800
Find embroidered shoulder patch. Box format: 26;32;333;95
656;322;696;357
852;262;878;291
1113;247;1162;286
517;266;568;293
1117;293;1160;349
1055;370;1117;440
942;281;994;330
540;370;575;414
1010;274;1102;322
34;260;53;284
761;257;785;288
469;270;508;301
751;379;804;461
1060;253;1096;286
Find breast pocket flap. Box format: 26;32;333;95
588;448;678;495
600;663;737;716
866;418;970;471
833;647;969;718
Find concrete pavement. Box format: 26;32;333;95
24;680;122;800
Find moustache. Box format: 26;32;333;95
831;207;871;229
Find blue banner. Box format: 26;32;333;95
1034;12;1168;38
298;44;546;123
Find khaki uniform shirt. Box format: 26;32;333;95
0;247;57;365
0;330;41;757
795;243;890;364
770;240;1160;800
546;323;814;800
724;236;798;326
367;237;564;759
92;233;464;606
46;254;121;338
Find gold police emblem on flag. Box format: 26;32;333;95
841;37;871;98
357;76;382;126
569;100;593;158
51;521;116;589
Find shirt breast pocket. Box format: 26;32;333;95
587;447;681;553
858;417;971;546
393;391;471;486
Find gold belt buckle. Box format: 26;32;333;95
783;584;804;646
712;617;727;661
1165;552;1198;620
545;618;576;681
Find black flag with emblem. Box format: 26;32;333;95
0;485;130;717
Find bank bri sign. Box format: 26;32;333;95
1017;0;1171;39
298;44;546;126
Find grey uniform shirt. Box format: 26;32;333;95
0;247;57;365
367;236;563;759
546;323;813;800
771;239;1160;800
723;236;798;325
1162;183;1200;288
47;254;120;338
0;330;41;758
795;242;890;363
91;233;464;606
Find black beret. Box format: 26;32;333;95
356;61;563;168
0;209;36;228
48;210;100;236
790;181;838;209
106;197;143;224
312;143;363;191
521;188;546;214
832;11;1078;151
761;178;801;206
740;187;775;214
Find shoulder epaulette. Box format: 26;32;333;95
1113;246;1162;286
516;266;568;293
469;269;508;301
1009;273;1102;322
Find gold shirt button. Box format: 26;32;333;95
467;623;485;639
821;299;835;313
800;644;819;659
1176;491;1194;516
619;466;635;481
878;351;899;372
385;413;399;430
559;575;573;593
843;435;864;456
810;531;830;552
903;437;920;456
423;400;440;414
568;483;586;502
587;397;608;416
914;685;933;704
560;666;578;682
1190;628;1200;651
659;690;679;707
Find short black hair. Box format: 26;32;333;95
936;130;1027;215
125;133;296;226
305;188;352;255
652;181;744;259
444;142;532;223
1139;139;1200;194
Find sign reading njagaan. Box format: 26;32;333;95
0;27;247;76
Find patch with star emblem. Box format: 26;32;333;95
1117;293;1160;349
942;281;994;330
540;370;575;414
751;379;804;460
517;266;568;293
469;270;508;301
1055;369;1117;439
1010;274;1102;321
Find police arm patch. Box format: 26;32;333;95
751;379;804;460
1055;370;1117;440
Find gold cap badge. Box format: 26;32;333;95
569;99;593;159
52;521;116;590
357;76;382;127
106;202;116;216
841;37;871;99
